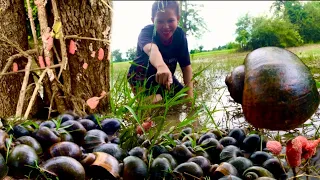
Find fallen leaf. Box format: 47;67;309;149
86;97;100;109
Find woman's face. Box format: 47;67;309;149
153;8;180;41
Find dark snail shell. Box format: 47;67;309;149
241;134;261;153
150;145;168;158
83;129;108;151
173;162;203;180
84;114;99;124
171;144;194;164
179;127;193;140
60;120;87;144
16;136;43;155
262;158;287;180
219;137;238;147
128;147;148;163
226;47;320;130
0;153;8;179
157;153;178;169
59;113;75;123
225;65;245;104
7;144;39;178
12;125;30;138
123;156;148;180
41;156;85;180
228;128;246;146
39;120;56;129
48;141;82;160
197;132;217;144
210;162;238;180
187;156;211;174
249;151;273;166
93;143;127;162
201;137;223;164
88;152;120;180
150;157;172;180
228;156;253;176
33;126;61;148
242;166;274;180
78;119;96;131
100;118;121;135
57;128;74;142
220;145;243;162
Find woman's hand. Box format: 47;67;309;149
156;64;172;89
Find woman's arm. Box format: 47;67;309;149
143;43;172;89
181;65;193;98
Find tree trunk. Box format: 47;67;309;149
45;0;112;117
0;0;41;119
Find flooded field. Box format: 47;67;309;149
112;44;320;138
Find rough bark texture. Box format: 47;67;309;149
0;0;41;118
47;0;112;116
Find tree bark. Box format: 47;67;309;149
45;0;112;116
0;0;41;118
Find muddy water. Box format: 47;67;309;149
168;61;320;138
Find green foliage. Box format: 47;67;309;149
125;47;137;61
236;0;320;50
299;1;320;43
179;1;208;38
24;0;41;39
198;45;204;52
235;13;252;50
111;49;123;62
249;16;303;49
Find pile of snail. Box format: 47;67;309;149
0;112;318;180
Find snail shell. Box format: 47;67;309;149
16;136;43;155
48;141;82;160
41;156;85;180
88;152;120;180
243;166;274;180
7;144;39;178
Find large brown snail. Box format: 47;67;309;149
225;47;320;130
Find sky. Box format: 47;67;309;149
110;1;275;57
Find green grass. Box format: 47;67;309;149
190;48;237;60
